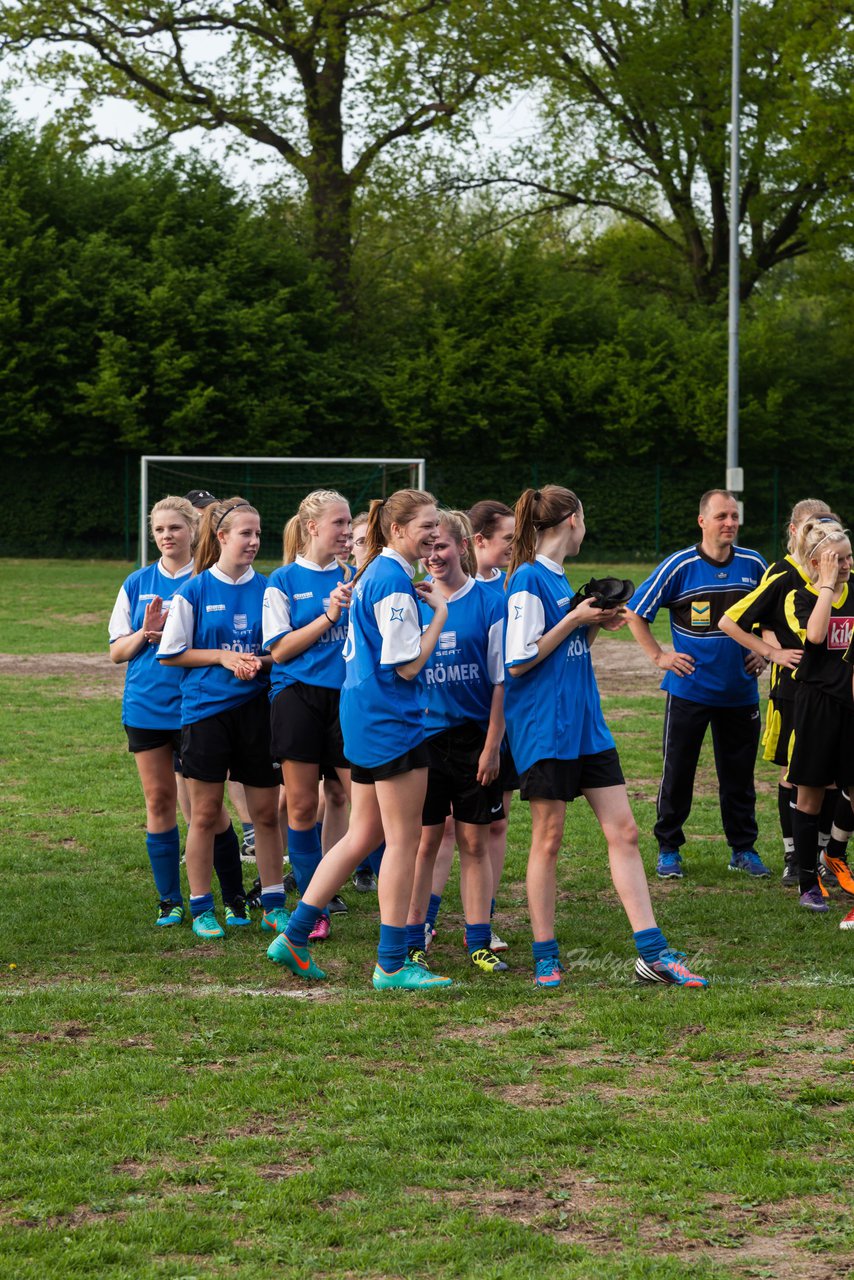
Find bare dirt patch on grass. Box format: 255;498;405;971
5;1021;94;1045
0;652;123;697
592;642;663;699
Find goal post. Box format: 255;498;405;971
139;455;426;566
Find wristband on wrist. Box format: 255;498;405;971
325;611;335;624
820;584;834;592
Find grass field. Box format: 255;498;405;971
1;560;853;1280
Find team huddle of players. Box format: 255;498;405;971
108;485;853;994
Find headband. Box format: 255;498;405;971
215;502;252;531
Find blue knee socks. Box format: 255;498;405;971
633;927;669;964
377;924;407;973
465;922;491;954
367;842;386;876
288;825;323;896
425;893;442;932
146;826;182;903
286;900;325;947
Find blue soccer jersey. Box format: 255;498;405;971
476;568;507;593
109;559;194;729
419;578;504;735
157;565;270;724
628;544;767;706
263;557;350;695
504;556;614;775
340;548;426;769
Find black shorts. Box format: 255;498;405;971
181;695;281;788
762;695;795;767
422;723;505;827
270;682;346;769
787;687;854;789
497;741;520;794
519;749;625;803
349;743;429;786
124;724;181;755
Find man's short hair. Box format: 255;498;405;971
699;488;737;515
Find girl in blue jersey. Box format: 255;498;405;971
263;490;353;941
109;496;197;926
405;510;507;974
505;485;707;989
158;498;285;941
267;488;455;990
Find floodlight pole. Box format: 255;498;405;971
726;0;744;514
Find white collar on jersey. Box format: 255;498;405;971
296;555;338;572
157;558;194;580
443;576;476;604
535;553;566;575
475;567;502;583
210;563;255;586
380;547;415;578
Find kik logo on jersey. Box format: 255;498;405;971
691;601;711;627
828;617;854;650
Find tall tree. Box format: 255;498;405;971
487;0;854;303
0;0;511;304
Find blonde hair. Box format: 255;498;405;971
796;518;849;580
438;510;477;578
282;514;303;564
508;485;581;579
195;496;259;573
786;499;832;555
355;488;438;582
149;496;198;548
283;489;350;570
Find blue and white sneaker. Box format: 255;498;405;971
534;958;564;989
635;949;708;988
656;850;683;879
728;850;771;877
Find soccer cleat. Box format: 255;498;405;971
635;949;708;988
799;886;829;912
424;923;436;951
470;947;508;974
353;869;378;893
267;933;326;979
246;877;263;911
156;900;185;928
239;838;256;863
309;915;331;943
820;853;854;897
656;850;683;879
782;855;799;887
261;906;291;933
192;909;225;940
490;931;509;953
224;896;251;927
372;959;453;990
728;850;771;877
327;894;348;915
839;908;854;930
283;871;298;895
407;947;430;968
534;958;564;988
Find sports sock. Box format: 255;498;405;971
189;892;214;918
633;927;669;964
818;789;836;849
377;924;407;973
826;791;854;861
355;858;373;875
213;823;244;904
465;922;491;954
146;826;182;903
261;882;285;911
425;892;442;932
406;922;426;952
315;820;323;843
490;897;496;920
288;825;323;895
778;784;794;854
791;807;820;893
286;901;325;946
241;821;255;844
367;842;386;876
532;938;560;963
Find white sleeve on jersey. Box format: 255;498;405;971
505;591;546;665
157;593;195;659
262;586;293;649
108;587;133;642
487;618;505;684
374;592;422;666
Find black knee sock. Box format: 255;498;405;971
213;823;245;905
826;790;854;862
818;788;836;849
790;808;820;894
778;784;795;854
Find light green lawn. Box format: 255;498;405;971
0;562;852;1280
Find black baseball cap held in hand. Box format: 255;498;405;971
184;490;218;508
569;576;635;611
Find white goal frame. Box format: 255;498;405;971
139;454;426;565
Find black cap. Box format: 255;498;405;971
184;489;218;509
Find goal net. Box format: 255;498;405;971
139;455;426;566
